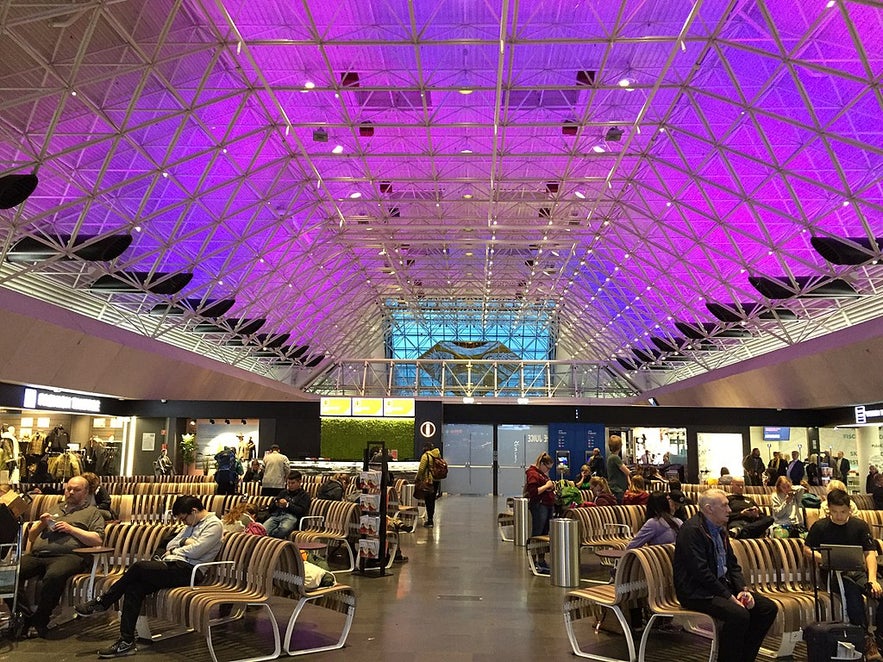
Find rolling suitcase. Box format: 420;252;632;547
803;545;866;661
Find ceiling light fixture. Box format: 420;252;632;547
332;144;344;154
349;192;361;199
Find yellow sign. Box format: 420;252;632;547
320;397;352;416
384;398;415;417
352;398;383;416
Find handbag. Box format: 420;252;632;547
414;478;434;500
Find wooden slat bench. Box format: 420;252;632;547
292;500;359;574
563;547;647;661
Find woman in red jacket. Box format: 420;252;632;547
524;452;556;573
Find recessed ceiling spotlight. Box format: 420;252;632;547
133;226;142;232
458;88;473;95
825;0;835;6
304;81;315;90
842;200;850;207
332;145;344;154
349;191;361;199
575;191;586;199
592;144;606;153
463;193;473;199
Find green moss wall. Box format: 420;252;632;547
320;417;414;460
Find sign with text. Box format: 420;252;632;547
320;397;352;416
23;387;101;413
855;404;883;425
352;398;384;417
383;398;415;417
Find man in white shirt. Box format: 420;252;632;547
261;444;290;496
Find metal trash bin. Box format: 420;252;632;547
549;517;580;587
513;497;530;546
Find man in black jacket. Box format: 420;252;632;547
674;489;777;662
263;471;311;539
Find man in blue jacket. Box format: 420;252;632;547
674;489;777;662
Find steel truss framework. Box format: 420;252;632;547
307;359;638;400
0;0;882;398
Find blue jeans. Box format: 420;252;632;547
528;501;553;537
264;512;297;539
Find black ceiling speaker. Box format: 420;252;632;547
90;271;192;295
811;236;879;265
0;173;38;209
6;234;131;263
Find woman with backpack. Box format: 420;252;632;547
417;442;443;528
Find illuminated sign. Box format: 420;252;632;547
23;387;101;413
320;397;352;416
384;398;415;417
352;398;383;417
855;404;883;425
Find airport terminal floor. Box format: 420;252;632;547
3;495;810;662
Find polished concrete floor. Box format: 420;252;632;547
1;495;809;661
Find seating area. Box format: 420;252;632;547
8;474;378;660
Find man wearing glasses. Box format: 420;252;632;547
75;495;222;658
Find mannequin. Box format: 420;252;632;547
0;425;20;483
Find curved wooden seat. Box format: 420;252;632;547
292;501;359;574
630;544;719;662
563;548;646;661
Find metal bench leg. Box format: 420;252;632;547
565;603;636;662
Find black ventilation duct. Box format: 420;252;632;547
254;333;290;349
811;236;879;265
706;302;799;323
6;234;131;263
674;321;752;339
749;275;859;299
90;271;192;295
181;298;236;318
0;173;38;209
191;318;265;335
302;354;326;368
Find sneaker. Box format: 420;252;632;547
76;598;108;617
535;565;551;575
97;639;137;658
866;634;882;662
423;521;434;528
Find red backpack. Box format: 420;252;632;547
429;454;448;480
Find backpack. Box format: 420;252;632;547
317;479;343;501
245;521;267;536
429;454;448;480
802;492;822;509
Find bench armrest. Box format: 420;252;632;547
300;515;325;531
189;560;235;587
604;523;632;537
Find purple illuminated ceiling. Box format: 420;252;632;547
0;0;881;393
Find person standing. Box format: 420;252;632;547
606;435;630;504
674;489;778;662
786;450;805;485
867;464;879;495
742;448;765;487
213;446;240;495
263;471;311;539
806;453;821;487
12;476;104;638
588;447;606;478
261;444;290;497
804;489;883;660
834;450;851;483
76;496;223;658
523;452;556;574
417;442;442;527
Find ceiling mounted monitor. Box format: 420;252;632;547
749;275;859;299
6;234;131;263
811;236;879;265
90;271;192;295
0;173;38;209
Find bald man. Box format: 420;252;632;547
14;476;104;638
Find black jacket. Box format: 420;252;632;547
674;513;746;602
270;488;311;521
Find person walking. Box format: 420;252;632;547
261;444;290;497
417;442;442;527
606;435;630;504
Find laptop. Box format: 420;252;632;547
818;544;866;572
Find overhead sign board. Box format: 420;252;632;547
23;387;101;413
320;397;352;416
383;398;415;417
352;398;383;417
855;404;883;425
